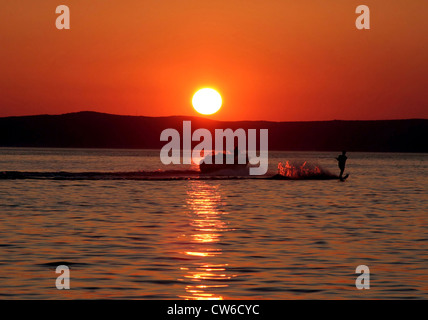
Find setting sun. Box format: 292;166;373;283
192;88;222;115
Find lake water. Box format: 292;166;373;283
0;148;427;299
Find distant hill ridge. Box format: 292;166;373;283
0;111;427;152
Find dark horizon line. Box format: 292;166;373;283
0;110;426;124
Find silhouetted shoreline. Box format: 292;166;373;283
0;111;426;152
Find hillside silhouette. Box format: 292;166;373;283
0;111;426;152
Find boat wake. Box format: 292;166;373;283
0;170;252;181
271;161;339;180
0;162;342;181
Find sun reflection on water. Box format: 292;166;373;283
178;181;235;300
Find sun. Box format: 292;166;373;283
192;88;222;115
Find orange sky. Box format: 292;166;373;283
0;0;427;121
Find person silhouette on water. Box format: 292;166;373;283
336;151;347;180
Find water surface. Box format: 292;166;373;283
0;148;427;299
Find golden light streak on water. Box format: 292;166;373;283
178;181;236;300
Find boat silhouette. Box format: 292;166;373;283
199;151;249;174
